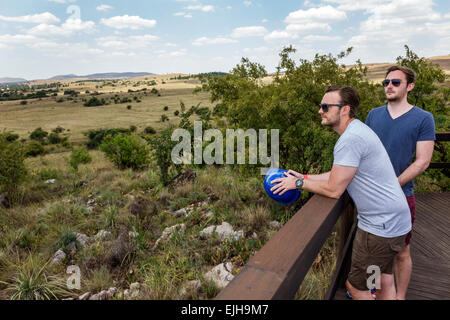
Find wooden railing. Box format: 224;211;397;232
428;132;449;169
215;192;355;300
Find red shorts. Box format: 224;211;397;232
405;195;416;246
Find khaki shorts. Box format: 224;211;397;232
347;228;406;291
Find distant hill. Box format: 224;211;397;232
49;72;155;80
0;77;27;85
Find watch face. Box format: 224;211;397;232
296;178;303;189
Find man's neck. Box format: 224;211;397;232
334;117;355;136
387;98;414;117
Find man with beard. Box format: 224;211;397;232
365;66;435;300
271;85;411;300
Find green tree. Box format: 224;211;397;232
69;147;92;171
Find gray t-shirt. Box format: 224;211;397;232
333;119;411;238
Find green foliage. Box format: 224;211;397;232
146;126;179;186
200;46;384;173
29;127;48;142
144;126;156;135
69;147;92;171
100;134;150;170
84;127;131;149
84;97;106;107
47;132;62;144
25;141;45;157
0;134;27;198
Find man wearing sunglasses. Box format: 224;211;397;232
365;66;435;300
271;85;411;300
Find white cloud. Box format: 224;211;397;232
174;12;193;18
264;30;298;42
97;5;113;12
285;5;347;24
27;18;95;37
286;23;331;33
100;15;157;30
192;36;238;46
170;49;188;57
243;1;252;7
186;5;215;12
231;26;268;38
0;12;60;24
302;35;342;41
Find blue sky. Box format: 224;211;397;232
0;0;449;79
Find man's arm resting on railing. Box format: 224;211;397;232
302;165;356;199
398;140;434;187
272;165;356;199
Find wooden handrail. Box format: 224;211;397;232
429;132;450;169
215;192;352;300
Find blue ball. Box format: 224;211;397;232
263;168;300;205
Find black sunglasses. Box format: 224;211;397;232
382;79;401;87
319;103;346;112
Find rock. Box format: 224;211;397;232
204;263;234;290
94;230;112;242
45;179;56;184
76;233;89;247
89;290;109;300
269;221;281;229
252;232;258;240
173;208;190;218
52;249;66;264
66;241;77;252
153;224;186;250
200;222;243;241
123;283;140;299
107;287;117;299
87;199;96;206
79;292;91;300
179;280;201;298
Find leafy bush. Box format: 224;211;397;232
69;147;92;171
84;97;105;107
99;134;150;170
25;141;45;157
144;126;156;135
0;134;27;198
47;132;61;144
52;126;64;134
29;127;48;142
84;128;131;149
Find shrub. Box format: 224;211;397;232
47;132;61;144
127;105;132;110
163;106;169;111
20;100;27;105
144;126;156;135
70;147;92;171
84;128;131;149
29;127;48;142
25;141;45;157
99;134;150;170
52;126;64;134
84;97;105;107
0;134;27;199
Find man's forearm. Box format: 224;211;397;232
306;171;331;181
302;178;339;199
398;159;430;187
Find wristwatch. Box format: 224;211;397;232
295;177;304;190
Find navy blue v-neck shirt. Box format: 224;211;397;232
365;105;435;197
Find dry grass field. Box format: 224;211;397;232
0;75;211;143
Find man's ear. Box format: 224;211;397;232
407;82;415;93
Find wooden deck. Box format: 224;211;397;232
406;192;450;300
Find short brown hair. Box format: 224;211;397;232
385;65;416;85
325;85;360;118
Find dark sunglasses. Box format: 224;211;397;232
382;79;401;87
319;103;346;112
